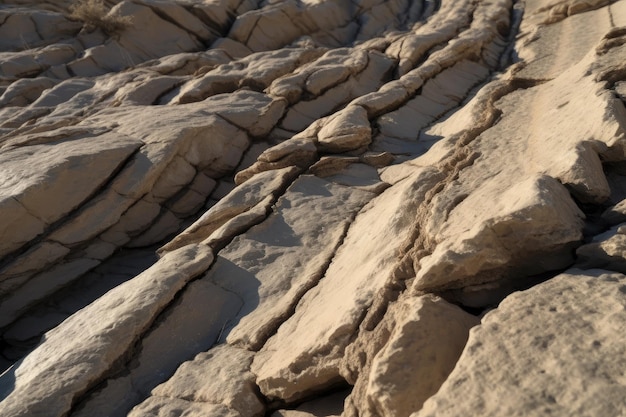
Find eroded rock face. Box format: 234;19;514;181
1;0;626;416
0;244;214;417
130;344;264;417
414;269;626;417
342;295;479;417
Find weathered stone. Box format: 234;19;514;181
112;1;203;61
0;8;80;52
317;105;371;152
315;161;389;194
137;345;264;417
0;258;100;327
0;132;141;258
235;139;317;185
343;295;479;417
0;77;58;107
252;167;443;402
377;60;490;140
387;0;474;75
160;166;300;253
70;276;241;417
205;175;375;350
576;224;626;272
127;209;181;247
413;175;585;292
2;1;626;416
268;48;368;103
227;0;352;52
201;195;271;250
172;48;324;104
414;269;626;417
277;49;395;133
0;244;214;417
114;75;184;106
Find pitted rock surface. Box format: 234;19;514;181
1;0;626;416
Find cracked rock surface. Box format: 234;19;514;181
1;0;626;416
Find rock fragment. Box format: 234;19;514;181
413;175;585;292
342;295;478;417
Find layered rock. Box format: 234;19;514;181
1;0;626;416
415;269;626;417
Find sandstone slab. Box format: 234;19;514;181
133;345;263;417
204;175;375;350
71;277;242;417
0;131;141;260
415;269;626;417
252;167;443;402
160;166;300;253
0;244;213;417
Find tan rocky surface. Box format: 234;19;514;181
414;269;626;417
341;295;479;417
129;344;264;417
1;0;626;416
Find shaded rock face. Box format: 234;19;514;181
1;0;626;416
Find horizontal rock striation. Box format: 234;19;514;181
1;0;626;416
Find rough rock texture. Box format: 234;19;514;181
2;0;626;416
341;295;479;417
252;167;443;402
0;244;214;417
414;269;626;417
129;344;264;417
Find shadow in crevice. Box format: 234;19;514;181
0;357;17;401
436;267;574;316
0;247;159;374
266;382;352;416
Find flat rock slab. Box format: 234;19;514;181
204;174;375;350
70;276;242;417
130;344;263;417
0;244;214;417
252;166;443;402
0;132;142;260
414;269;626;417
160;166;300;253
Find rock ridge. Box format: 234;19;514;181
1;0;626;416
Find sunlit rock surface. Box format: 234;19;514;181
1;0;626;416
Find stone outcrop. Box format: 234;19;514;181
414;269;626;417
1;0;626;416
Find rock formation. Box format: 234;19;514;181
1;0;626;415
